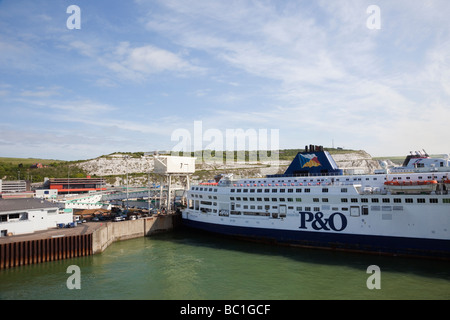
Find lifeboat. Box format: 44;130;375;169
199;182;218;186
384;180;438;194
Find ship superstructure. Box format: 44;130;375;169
182;146;450;259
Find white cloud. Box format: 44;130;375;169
103;42;204;81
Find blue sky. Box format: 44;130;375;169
0;0;449;160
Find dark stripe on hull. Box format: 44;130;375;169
182;218;450;259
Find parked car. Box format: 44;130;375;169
113;216;124;222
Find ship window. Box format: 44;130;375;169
314;207;320;211
305;188;310;193
362;206;369;215
382;198;390;203
230;197;235;200
322;198;328;202
250;189;255;193
295;198;302;202
272;198;277;202
341;198;348;203
265;189;270;193
257;198;262;201
394;198;401;203
236;189;241;193
250;197;255;201
288;189;293;193
279;198;285;202
231;189;235;192
236;197;241;201
296;189;302;193
443;199;450;203
351;198;358;203
296;207;302;211
280;189;285;193
417;198;426;203
341;188;348;193
322;188;328;193
272;189;277;193
371;198;379;203
305;207;311;211
405;198;413;203
243;189;248;193
430;198;438;203
264;197;270;201
361;198;368;203
288;198;293;202
243;197;248;201
257;189;262;193
313;198;319;202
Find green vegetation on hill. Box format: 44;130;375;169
0;157;88;182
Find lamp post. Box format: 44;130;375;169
125;155;129;212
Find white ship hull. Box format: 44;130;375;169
182;147;450;259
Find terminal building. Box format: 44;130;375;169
0;180;33;199
47;177;106;194
0;198;73;236
0;179;28;193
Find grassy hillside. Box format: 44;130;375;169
0;157;87;182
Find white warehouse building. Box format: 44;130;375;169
0;198;73;237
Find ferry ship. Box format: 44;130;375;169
182;145;450;259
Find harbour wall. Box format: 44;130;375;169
0;214;180;269
92;214;177;254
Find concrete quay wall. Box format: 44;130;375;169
0;214;180;268
92;214;177;254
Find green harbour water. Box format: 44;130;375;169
1;229;449;300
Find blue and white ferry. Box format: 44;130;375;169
182;145;450;259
